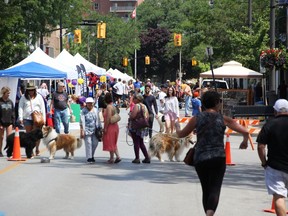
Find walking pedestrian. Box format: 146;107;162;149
164;86;179;134
175;91;249;216
102;93;121;164
18;82;46;156
257;99;288;216
50;81;72;134
80;97;101;163
129;93;150;164
0;87;15;157
143;85;158;139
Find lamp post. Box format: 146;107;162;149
206;47;217;92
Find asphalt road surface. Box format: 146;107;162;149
0;108;279;216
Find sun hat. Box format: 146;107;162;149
26;82;36;90
273;99;288;112
85;97;94;103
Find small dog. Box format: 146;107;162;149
5;128;43;158
41;126;82;159
148;133;192;162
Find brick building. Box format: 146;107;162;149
91;0;144;19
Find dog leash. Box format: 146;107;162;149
125;127;134;146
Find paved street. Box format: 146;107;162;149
0;108;278;216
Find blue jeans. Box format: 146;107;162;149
185;95;192;116
54;108;69;134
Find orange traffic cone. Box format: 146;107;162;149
225;133;235;166
264;198;276;213
7;127;26;161
263;198;288;213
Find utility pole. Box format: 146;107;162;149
248;0;252;29
60;15;63;52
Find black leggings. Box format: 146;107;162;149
195;157;226;213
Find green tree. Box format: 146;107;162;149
0;0;86;69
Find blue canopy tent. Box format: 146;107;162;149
0;62;67;104
0;62;67;78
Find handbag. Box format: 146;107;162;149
110;113;121;124
183;146;195;166
95;127;103;141
31;110;44;127
30;99;44;127
131;104;149;130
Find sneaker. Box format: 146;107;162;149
87;158;93;164
91;157;96;163
0;152;3;157
142;158;151;164
132;159;140;164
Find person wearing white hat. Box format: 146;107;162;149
257;99;288;216
80;97;102;163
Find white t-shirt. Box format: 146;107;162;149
157;91;166;112
113;82;124;95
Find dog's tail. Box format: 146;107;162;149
77;138;83;149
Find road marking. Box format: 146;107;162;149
0;161;23;174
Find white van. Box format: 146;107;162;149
201;79;229;89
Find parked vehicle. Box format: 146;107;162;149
201;79;229;89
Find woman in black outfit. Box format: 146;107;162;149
0;87;15;157
175;91;249;216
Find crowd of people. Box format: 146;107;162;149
2;77;288;216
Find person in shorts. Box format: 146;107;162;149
257;99;288;216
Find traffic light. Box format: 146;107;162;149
174;33;182;47
122;57;128;67
192;58;197;66
97;22;106;39
74;29;82;44
145;55;150;65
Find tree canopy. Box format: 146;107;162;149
1;0;286;83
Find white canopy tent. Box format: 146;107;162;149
10;47;77;79
106;68;135;82
55;49;78;79
74;53;106;76
200;61;263;79
200;60;264;89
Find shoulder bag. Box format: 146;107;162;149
30;99;44;127
110;106;121;124
131;104;149;130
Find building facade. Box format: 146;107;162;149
91;0;144;19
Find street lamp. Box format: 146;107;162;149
205;47;217;91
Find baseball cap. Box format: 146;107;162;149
85;97;94;103
193;92;199;97
273;99;288;112
160;84;168;88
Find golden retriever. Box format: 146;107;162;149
148;133;193;162
42;126;82;159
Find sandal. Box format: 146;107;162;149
107;159;114;164
114;158;121;164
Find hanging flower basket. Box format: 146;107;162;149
260;48;286;69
